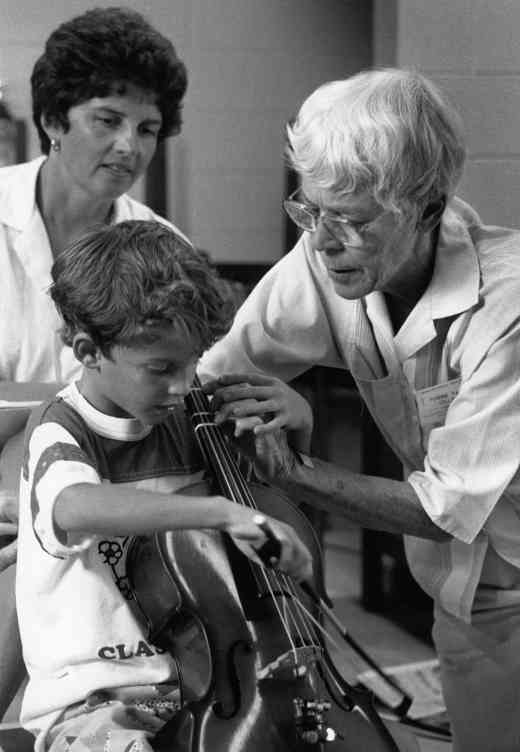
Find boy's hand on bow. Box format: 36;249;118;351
225;504;313;582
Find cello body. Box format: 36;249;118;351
127;480;418;752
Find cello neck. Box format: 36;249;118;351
185;378;254;508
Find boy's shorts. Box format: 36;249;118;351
41;684;180;752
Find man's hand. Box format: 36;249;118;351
205;372;314;452
239;417;299;485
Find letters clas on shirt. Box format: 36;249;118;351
98;640;166;660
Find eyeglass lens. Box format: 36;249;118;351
284;201;316;231
285;201;365;244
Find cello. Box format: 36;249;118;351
127;381;419;752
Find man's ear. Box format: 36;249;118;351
418;196;446;232
72;333;101;369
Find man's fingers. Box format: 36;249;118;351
233;415;264;436
213;373;273;387
214;398;260;421
253;416;285;435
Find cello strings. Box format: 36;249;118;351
190;390;326;657
281;579;355;662
190;387;332;654
189;384;323;647
189;381;357;667
279;574;361;669
188;383;386;710
194;415;350;675
189;386;303;655
194;420;302;657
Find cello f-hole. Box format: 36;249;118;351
212;639;254;719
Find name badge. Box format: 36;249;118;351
415;378;461;437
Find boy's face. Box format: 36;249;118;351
79;329;199;425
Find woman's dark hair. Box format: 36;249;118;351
50;221;235;358
31;6;188;154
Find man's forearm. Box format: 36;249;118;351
279;455;449;542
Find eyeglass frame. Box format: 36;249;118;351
283;187;390;244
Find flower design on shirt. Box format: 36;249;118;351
98;537;133;601
99;539;124;566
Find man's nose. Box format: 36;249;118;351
311;218;342;252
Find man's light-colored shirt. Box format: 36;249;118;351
199;198;520;622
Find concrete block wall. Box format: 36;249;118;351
0;0;372;261
375;0;520;229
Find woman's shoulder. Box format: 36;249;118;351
0;156;44;191
114;194;191;245
0;157;45;229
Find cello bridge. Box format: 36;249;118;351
257;645;321;681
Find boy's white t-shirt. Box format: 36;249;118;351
16;382;204;735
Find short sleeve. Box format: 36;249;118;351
408;324;520;544
26;421;101;557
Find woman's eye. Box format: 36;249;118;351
147;365;169;374
96;116;116;127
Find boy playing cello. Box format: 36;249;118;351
16;220;312;752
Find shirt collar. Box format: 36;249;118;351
427;198;481;320
391;198;481;359
66;381;152;442
365;199;480;362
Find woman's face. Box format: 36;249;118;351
46;82;162;201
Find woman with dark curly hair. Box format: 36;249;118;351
0;5;188;722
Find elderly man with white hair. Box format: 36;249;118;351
200;68;520;752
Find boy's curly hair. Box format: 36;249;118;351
50;221;235;358
31;6;187;154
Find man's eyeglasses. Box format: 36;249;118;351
283;188;386;245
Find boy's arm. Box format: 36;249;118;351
27;419;312;580
54;483;313;582
55;483;249;537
